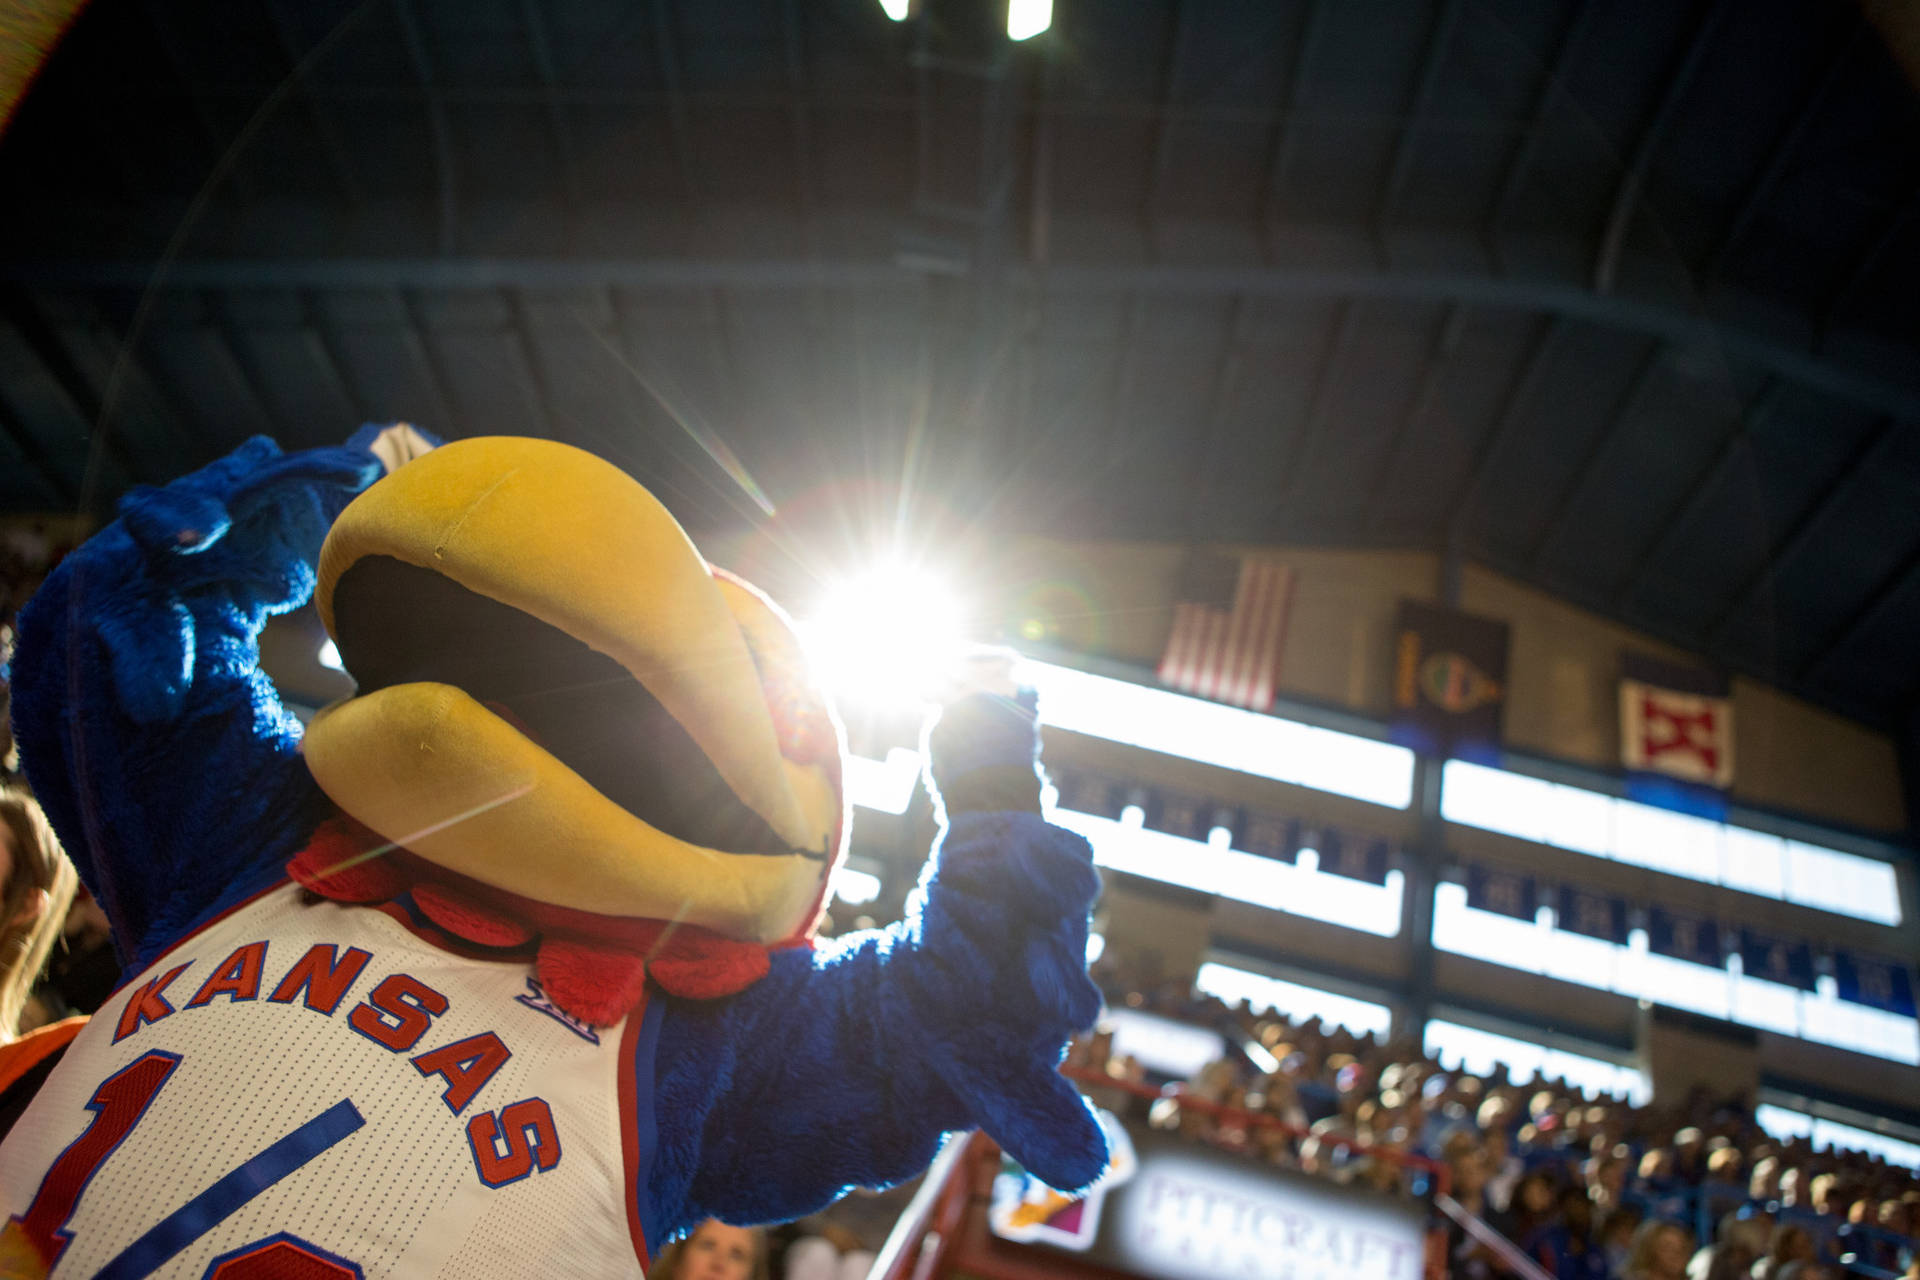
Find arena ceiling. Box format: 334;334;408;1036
1;0;1918;737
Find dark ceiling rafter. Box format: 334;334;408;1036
0;396;71;507
1276;298;1359;496
0;286;148;490
1485;0;1598;266
1181;294;1250;540
1259;0;1326;233
394;288;459;430
259;0;365;207
1444;314;1568;543
64;292;221;463
779;0;816;226
651;0;695;204
1373;0;1463;249
519;0;583;216
302;289;371;424
501;288;566;445
1705;414;1906;647
40;255;1920;423
1365;301;1466;532
1144;0;1196;230
1797;533;1920;687
1528;338;1668;573
1819;175;1920;343
390;0;457;255
1611;377;1785;607
1591;0;1731;294
1027;25;1056;265
202;289;294;442
136;0;258;207
1700;23;1860;287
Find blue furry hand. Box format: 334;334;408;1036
83;435;389;723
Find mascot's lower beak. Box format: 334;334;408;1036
301;436;845;944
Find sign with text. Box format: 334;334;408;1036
991;1124;1426;1280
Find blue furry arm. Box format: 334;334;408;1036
645;688;1107;1241
10;432;394;965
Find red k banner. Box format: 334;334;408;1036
1619;653;1733;790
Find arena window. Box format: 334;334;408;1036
1754;1104;1920;1172
1194;961;1394;1038
1021;659;1416;810
844;746;923;815
1424;1017;1650;1104
1431;886;1920;1065
1045;796;1405;936
1439;760;1902;926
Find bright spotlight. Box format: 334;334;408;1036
317;638;345;672
878;0;911;20
1007;0;1052;40
800;560;967;708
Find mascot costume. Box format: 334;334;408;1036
0;426;1106;1278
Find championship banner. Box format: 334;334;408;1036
1833;950;1918;1018
1466;865;1537;921
1737;929;1815;991
1156;550;1295;711
1647;906;1722;968
1620;652;1733;818
1388;600;1509;762
1555;884;1629;944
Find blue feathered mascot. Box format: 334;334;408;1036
0;426;1105;1278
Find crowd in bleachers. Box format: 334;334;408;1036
1072;956;1920;1280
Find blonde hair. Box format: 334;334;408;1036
0;785;79;1041
649;1221;770;1280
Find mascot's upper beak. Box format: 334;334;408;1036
301;437;844;943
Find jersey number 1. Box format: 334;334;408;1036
2;1051;365;1279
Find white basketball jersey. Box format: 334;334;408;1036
0;882;650;1279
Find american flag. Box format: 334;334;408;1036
1155;551;1295;710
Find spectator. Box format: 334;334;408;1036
651;1220;768;1280
1623;1219;1693;1280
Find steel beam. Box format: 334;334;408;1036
259;0;365;206
15;255;1920;422
651;0;696;202
394;289;459;431
1820;178;1920;341
520;0;584;214
1705;414;1906;644
1486;0;1597;258
1259;0;1326;230
391;0;457;255
1366;301;1466;531
1145;0;1197;224
0;396;76;507
1611;378;1785;607
1276;299;1359;493
1701;25;1860;285
779;0;816;222
1798;536;1920;685
1181;295;1251;539
0;287;146;488
1527;339;1667;571
1443;315;1567;541
1592;0;1731;293
1374;0;1463;242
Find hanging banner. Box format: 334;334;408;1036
1737;929;1816;991
1053;770;1126;820
1833;950;1918;1018
1465;865;1537;921
1233;812;1301;864
1647;907;1721;968
1620;652;1733;818
1317;832;1391;885
1555;885;1629;945
1388;600;1509;763
1145;790;1212;842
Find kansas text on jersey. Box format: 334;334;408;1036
0;882;654;1279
